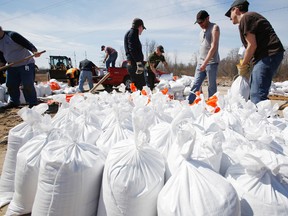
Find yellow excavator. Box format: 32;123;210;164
48;55;73;81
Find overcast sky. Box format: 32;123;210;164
1;0;288;69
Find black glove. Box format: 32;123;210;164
136;62;144;74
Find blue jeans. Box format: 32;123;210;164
6;63;37;106
106;52;118;69
250;52;284;104
188;63;218;104
78;70;93;92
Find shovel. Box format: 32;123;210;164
89;72;110;93
0;50;46;71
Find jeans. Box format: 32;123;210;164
78;70;93;92
106;52;118;69
127;62;146;90
6;63;38;106
250;52;284;104
188;63;218;104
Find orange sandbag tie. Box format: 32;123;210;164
141;89;147;95
140;89;151;105
130;83;137;92
214;106;221;113
206;96;218;107
190;91;202;106
206;95;221;113
65;93;84;102
49;81;60;91
161;88;168;95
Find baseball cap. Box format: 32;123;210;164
225;0;249;17
195;10;209;24
101;45;105;51
132;18;146;29
157;45;165;53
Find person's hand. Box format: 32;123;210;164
199;64;206;72
33;51;41;58
103;60;105;63
136;62;144;74
236;63;250;78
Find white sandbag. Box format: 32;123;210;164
183;86;191;96
191;123;224;173
97;139;165;216
100;103;133;132
35;82;52;97
5;130;64;216
51;103;81;129
97;123;133;155
166;122;196;179
283;107;288;120
230;76;250;101
169;81;185;93
156;80;170;90
0;85;6;102
149;122;175;158
219;128;250;176
159;73;173;81
74;114;102;146
173;91;185;100
97;106;166;216
282;126;288;146
19;89;26;104
176;75;193;87
0;122;34;207
32;140;105;216
190;96;213;127
226;154;288;215
0;106;49;207
213;109;244;135
157;160;240;216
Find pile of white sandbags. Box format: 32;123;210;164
156;75;195;100
270;80;288;97
0;87;288;216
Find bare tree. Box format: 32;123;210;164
218;48;239;80
144;39;157;60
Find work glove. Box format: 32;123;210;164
236;63;250;79
136;62;144;74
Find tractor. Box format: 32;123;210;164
48;56;73;81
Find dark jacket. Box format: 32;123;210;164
124;28;144;63
79;59;95;71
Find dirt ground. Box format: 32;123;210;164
0;75;287;215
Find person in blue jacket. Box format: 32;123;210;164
0;26;42;112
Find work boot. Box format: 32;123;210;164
0;102;19;113
29;103;38;109
45;103;59;114
2;102;19;109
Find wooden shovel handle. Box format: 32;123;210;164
0;50;46;71
89;72;110;93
